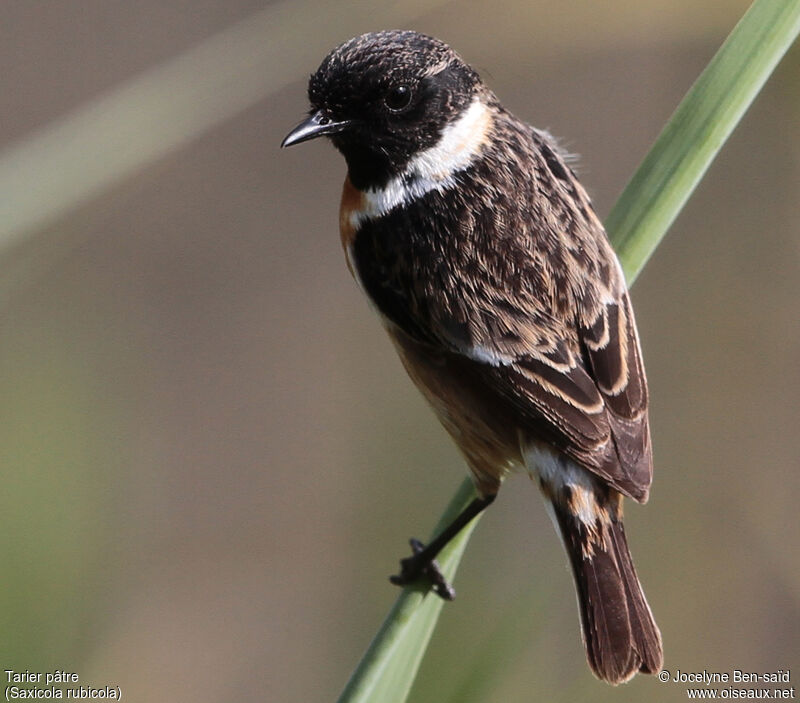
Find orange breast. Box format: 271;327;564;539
339;176;364;258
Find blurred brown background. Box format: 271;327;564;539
1;1;798;701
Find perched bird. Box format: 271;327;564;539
282;30;662;684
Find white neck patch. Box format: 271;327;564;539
348;98;492;230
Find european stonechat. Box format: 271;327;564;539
282;30;662;684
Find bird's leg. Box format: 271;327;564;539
389;494;496;600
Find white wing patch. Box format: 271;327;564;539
348;98;493;230
465;343;515;367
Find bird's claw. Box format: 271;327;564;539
389;538;456;600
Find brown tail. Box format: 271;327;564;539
551;497;663;684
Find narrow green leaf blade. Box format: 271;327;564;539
608;0;800;283
338;1;800;701
337;481;478;703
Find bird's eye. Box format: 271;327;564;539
384;85;413;112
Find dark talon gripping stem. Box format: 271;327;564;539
388;494;496;601
390;538;456;600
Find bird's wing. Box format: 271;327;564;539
441;130;651;501
577;290;652;498
459;132;652;502
472;290;652;502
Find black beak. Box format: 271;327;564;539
281;110;352;148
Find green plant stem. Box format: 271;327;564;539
337;481;478;703
607;0;800;281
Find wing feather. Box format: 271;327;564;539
474;300;652;502
579;293;652;499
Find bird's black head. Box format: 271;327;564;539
282;30;483;190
